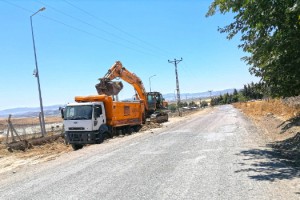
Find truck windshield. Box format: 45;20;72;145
64;105;93;120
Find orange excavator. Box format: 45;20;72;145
95;61;168;123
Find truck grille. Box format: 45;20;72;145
69;127;85;130
65;131;98;144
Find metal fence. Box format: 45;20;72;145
0;115;63;144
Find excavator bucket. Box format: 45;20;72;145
95;79;123;96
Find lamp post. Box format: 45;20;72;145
31;7;46;137
149;75;156;92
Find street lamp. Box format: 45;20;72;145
149;74;156;92
31;7;46;137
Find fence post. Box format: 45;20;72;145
6;114;22;144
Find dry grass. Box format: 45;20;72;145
234;98;300;165
233;99;299;121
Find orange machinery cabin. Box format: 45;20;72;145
75;95;145;127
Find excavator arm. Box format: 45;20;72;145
95;61;149;110
96;61;169;123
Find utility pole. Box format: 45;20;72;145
31;7;46;137
168;58;182;116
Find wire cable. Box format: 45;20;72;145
2;0;160;57
63;0;174;57
37;0;164;57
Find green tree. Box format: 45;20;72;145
207;0;300;97
232;89;239;102
237;93;247;102
168;104;177;113
183;102;188;107
233;89;238;96
218;95;223;104
240;82;264;100
189;101;197;107
200;100;208;107
210;97;219;106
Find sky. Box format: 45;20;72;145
0;0;259;110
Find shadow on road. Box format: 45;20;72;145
235;147;300;195
277;116;300;134
235;148;299;182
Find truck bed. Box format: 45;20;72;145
75;95;144;127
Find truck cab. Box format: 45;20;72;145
63;102;108;150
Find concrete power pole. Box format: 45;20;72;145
168;58;183;116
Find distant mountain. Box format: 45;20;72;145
0;105;64;118
162;89;237;101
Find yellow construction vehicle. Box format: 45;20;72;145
95;61;168;123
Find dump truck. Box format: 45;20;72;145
63;95;144;150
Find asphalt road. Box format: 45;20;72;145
0;105;299;200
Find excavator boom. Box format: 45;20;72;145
95;61;168;123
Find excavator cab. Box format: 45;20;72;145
147;92;169;123
147;92;164;111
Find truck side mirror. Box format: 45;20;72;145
59;107;64;119
94;106;102;119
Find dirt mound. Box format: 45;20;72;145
4;134;64;152
140;122;162;131
0;135;71;174
0;136;70;155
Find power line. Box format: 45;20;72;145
38;0;164;57
63;0;173;57
2;0;159;57
2;0;33;14
43;16;160;57
180;60;207;91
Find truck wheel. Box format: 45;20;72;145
124;126;131;135
120;129;126;135
103;131;111;140
96;132;104;144
134;125;142;132
106;131;113;138
128;127;134;134
96;131;110;144
71;144;83;151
